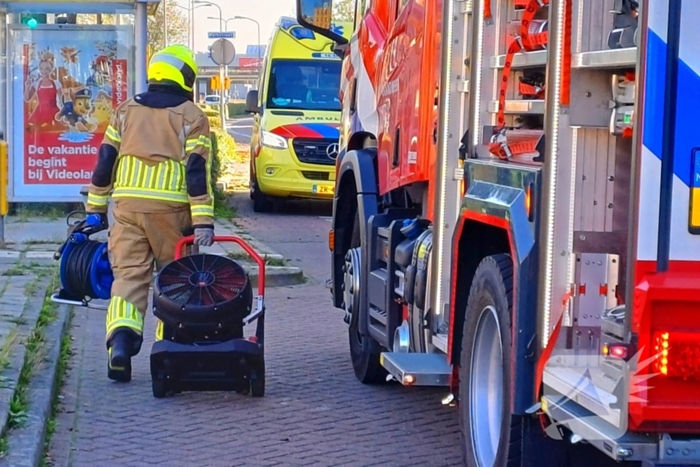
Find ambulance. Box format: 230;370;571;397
245;17;351;212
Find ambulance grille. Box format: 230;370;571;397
302;171;330;180
292;138;338;166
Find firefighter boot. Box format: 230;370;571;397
107;329;143;382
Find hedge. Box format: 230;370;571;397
206;112;237;218
227;103;246;117
202;108;222;129
199;103;248;120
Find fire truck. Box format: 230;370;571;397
295;0;700;465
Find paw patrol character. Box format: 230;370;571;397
55;88;96;133
86;56;113;97
90;91;113;127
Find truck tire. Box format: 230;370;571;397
459;254;521;467
347;212;385;384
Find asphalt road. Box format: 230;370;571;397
227;116;254;144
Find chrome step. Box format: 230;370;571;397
379;352;451;386
542;394;658;462
543;364;622;428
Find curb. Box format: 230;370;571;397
0;304;71;467
215;218;280;256
246;266;305;288
212;218;306;287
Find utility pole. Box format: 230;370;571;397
163;0;168;48
195;1;226;126
189;0;194;49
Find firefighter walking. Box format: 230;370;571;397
86;44;215;382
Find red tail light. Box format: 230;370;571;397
653;331;700;380
629;269;700;432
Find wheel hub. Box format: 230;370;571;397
190;270;215;287
470;305;504;467
343;247;361;324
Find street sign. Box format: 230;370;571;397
246;45;266;56
208;31;235;39
210;39;236;65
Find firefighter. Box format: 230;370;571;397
85;44;215;382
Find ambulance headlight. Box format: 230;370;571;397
261;131;288;149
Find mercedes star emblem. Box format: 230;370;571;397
326;143;339;159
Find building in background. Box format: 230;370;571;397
194;46;266;102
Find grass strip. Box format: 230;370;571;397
40;316;73;467
0;269;58;458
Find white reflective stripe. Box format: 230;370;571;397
150;53;186;70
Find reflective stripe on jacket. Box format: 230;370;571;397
86;90;214;225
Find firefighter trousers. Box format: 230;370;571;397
105;204;191;349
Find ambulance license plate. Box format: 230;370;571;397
313;185;334;195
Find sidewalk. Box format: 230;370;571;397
1;214;304;287
0;216;70;466
0;212;303;466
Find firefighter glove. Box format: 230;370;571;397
193;226;214;247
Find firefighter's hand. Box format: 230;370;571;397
193;226;214;247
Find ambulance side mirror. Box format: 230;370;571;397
245;90;260;114
296;0;348;45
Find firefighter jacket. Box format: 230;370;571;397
86;88;214;226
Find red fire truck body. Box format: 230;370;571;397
296;0;700;465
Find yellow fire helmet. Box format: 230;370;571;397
147;44;198;92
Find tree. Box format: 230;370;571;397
333;0;354;22
77;1;189;54
147;0;189;52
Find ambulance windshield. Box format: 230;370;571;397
267;59;342;111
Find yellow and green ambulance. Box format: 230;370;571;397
245;16;351;212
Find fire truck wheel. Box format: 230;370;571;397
459;254;521;467
347;211;385;384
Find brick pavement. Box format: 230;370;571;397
47;197;463;467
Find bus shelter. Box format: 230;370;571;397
0;0;157;203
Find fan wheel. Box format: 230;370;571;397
154;254;253;342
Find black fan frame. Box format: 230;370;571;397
153;254;253;340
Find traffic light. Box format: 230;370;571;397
20;14;47;28
224;78;231;90
211;76;220;91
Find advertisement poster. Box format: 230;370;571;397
11;26;133;200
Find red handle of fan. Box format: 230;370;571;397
174;235;266;296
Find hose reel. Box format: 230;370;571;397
53;212;113;305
